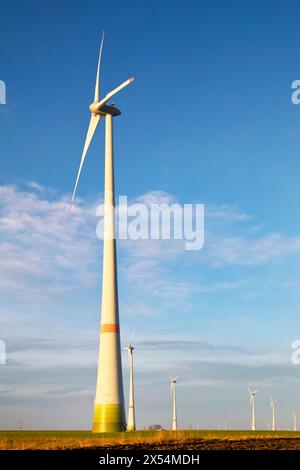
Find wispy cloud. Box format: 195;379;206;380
0;184;99;301
205;232;300;267
0;183;299;310
1;334;295;402
207;204;253;223
1;183;300;427
26;181;44;193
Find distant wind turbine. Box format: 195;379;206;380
248;388;258;431
292;410;298;431
270;396;277;431
170;375;178;431
125;332;136;431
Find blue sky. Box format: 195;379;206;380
1;0;300;430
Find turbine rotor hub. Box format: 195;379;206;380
89;102;99;114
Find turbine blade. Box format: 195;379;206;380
96;77;134;111
94;31;105;102
128;330;136;346
70;114;101;206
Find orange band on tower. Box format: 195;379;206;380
101;323;119;333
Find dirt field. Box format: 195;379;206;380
1;430;300;450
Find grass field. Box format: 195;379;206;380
1;430;300;450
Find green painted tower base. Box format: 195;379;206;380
93;403;126;433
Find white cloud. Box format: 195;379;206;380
207;204;253;223
0;183;299;312
0;184;100;301
26;181;44;193
205;232;300;267
135;190;176;206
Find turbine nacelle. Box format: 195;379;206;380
126;344;134;353
270;396;278;409
170;375;178;392
89;101;121;117
248;388;258;400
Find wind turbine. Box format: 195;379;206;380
125;333;136;431
71;32;134;432
270;396;277;431
292;410;298;431
248;388;258;431
170;375;178;431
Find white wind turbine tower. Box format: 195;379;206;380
270;396;277;431
292;410;298;431
248;388;258;431
70;32;134;432
170;375;178;431
125;333;136;431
